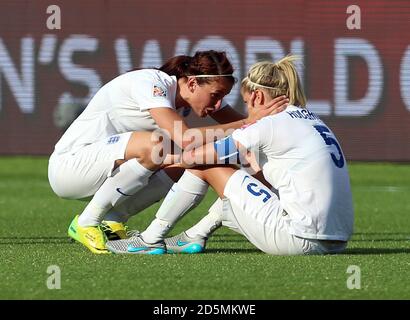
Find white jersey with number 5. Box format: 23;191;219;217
232;105;354;241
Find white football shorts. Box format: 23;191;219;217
48;132;132;199
222;170;346;255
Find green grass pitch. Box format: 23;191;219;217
0;157;409;299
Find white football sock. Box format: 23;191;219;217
142;170;208;243
78;159;153;227
104;170;174;223
185;198;223;239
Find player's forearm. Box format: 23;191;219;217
179;143;217;168
210;106;246;124
181;120;244;152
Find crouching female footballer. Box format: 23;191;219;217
107;56;354;255
48;50;288;254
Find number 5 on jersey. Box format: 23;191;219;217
313;125;345;168
247;183;272;203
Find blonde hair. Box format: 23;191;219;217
241;55;306;107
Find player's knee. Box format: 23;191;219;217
141;142;164;169
126;132;164;169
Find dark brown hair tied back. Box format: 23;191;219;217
159;55;191;79
159;50;235;85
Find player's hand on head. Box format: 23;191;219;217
265;95;289;115
246;94;288;123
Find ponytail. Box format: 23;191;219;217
242;55;306;107
159;55;192;78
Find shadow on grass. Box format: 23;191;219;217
209;234;248;243
343;248;410;255
350;239;410;242
205;248;261;254
205;247;410;255
350;232;410;242
209;239;248;243
212;234;245;238
354;232;410;236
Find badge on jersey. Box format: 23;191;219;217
107;135;120;144
152;84;167;97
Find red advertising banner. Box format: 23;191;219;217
0;0;409;160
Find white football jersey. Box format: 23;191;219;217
54;69;177;154
232;105;354;241
54;69;230;154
